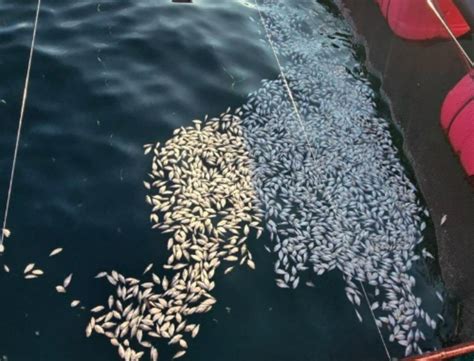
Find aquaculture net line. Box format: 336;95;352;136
252;0;392;360
1;0;42;246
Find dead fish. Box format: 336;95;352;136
71;300;81;308
440;214;447;226
56;285;66;293
191;324;200;338
0;244;4;253
24;263;35;274
108;295;114;309
150;347;158;361
25;274;38;280
3;264;10;273
91;305;105;313
49;248;63;257
85;322;93;337
32;269;44;276
144;144;153;155
143;263;153;275
63;274;73;288
173;350;186;359
95;271;107;279
152;273;161;284
2;228;11;238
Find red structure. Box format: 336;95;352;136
441;71;474;184
374;0;470;40
402;341;474;360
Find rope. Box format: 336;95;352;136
360;281;392;361
252;1;392;359
253;0;317;163
0;0;42;246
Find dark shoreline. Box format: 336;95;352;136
336;0;474;341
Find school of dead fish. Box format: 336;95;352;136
87;111;263;361
241;0;442;356
0;1;451;360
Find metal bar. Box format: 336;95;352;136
426;0;473;68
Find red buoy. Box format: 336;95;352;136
460;133;474;185
374;0;470;40
441;71;474;183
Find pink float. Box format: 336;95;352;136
374;0;470;40
459;133;474;185
441;71;474;183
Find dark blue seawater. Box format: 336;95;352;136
0;1;455;360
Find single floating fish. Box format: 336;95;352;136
49;248;63;257
63;274;73;288
440;214;447;226
143;263;153;275
95;271;107;279
24;263;35;274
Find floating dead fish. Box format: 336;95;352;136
91;305;105;313
49;248;63;257
440;214;447;226
173;350;186;359
63;274;73;288
143;144;153;155
24;263;35;274
95;272;108;279
32;269;44;276
143;263;153;275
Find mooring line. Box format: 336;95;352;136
360;281;392;361
252;1;392;359
1;0;42;246
253;0;317;163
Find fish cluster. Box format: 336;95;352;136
242;0;439;356
1;241;64;278
23;263;44;279
87;111;263;360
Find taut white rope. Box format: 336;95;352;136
253;0;317;163
252;1;392;359
1;0;42;246
360;281;392;361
